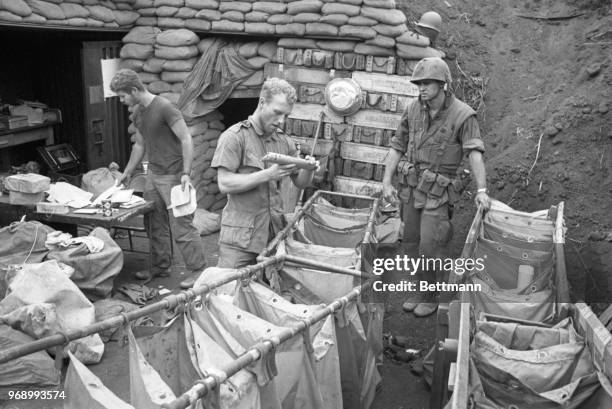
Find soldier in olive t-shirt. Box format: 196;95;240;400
111;69;206;289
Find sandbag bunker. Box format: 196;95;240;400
0;191;391;409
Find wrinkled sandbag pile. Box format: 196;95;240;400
235;40;279;91
0;0;139;28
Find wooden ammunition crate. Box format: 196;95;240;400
340;141;389;165
334;175;383;197
342;159;374;180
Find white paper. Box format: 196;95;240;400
101;58;121;99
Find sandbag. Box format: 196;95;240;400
143;57;165;73
242;70;264;87
123;26;162;45
355;42;395;56
275;23;306;37
120;43;154;59
135;16;156;26
363;0;395;8
59;3;89;18
81;166;122;199
194;8;220;20
170;82;184;93
238;41;260;58
0;221;55;270
140;72;161;83
246;56;269;69
22;12;46;23
193;208;220;235
373;23;407;37
257;41;277;59
396;43;444;59
244;11;268;22
361;6;406;25
245;21;275;35
28;0;65;20
211;19;244;31
185;18;210;30
120;58;145;71
196;37;215;53
185;0;217;9
293;13;320;23
0;325;60;395
161;71;191;83
155;28;199;46
320;13;349;26
157;17;184;28
163;57;197;71
268;14;292;24
138;7;156;16
339;25;376;40
396;29;430;46
154;44;199;59
220;10;245;22
114;9;139;25
86;4;114;22
148;80;173;94
252;1;286;14
218;1;251;13
365;34;395;49
155;5;178;16
174;6;195;18
306;22;338;36
0;10;21;21
64;352;134;409
278;37;317;49
287;0;322;15
154;0;182;6
316;40;357;52
321;3;360;16
348;15;377;26
0;0;31;16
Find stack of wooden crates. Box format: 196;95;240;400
264;48;419;198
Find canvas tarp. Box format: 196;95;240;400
190;294;326;409
468;318;600;408
234;280;343;409
64;351;134;409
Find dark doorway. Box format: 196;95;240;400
216;98;259;128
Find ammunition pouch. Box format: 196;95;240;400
416;168;437;194
429;173;451;198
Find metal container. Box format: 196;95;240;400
324;78;363;116
101;199;112;217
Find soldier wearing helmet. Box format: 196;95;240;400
382;57;491;317
415;11;442;47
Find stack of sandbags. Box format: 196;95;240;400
133;0;157;26
235;41;278;90
148;28;200;104
395;29;444;59
119;26;160;76
153;0;185;29
0;0;139;28
188;111;227;211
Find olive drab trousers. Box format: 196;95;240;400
144;174;207;274
399;187;453;290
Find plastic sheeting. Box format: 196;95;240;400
469;318;600;408
0;260;104;364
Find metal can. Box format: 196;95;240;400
102;199;112;217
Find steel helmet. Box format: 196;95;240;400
410;57;452;84
416;11;442;33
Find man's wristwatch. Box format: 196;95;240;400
476;188;488;194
